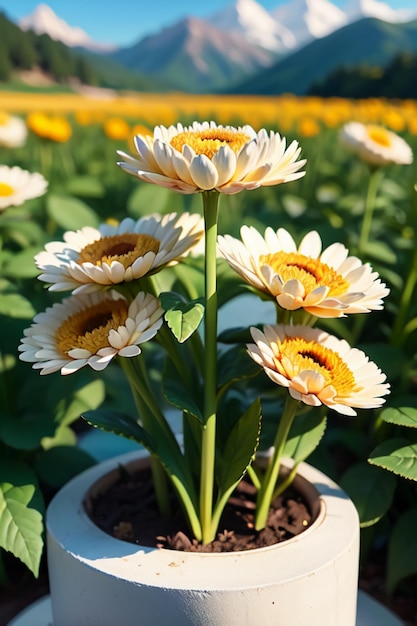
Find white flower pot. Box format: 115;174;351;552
46;450;360;626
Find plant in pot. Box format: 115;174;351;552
18;121;391;626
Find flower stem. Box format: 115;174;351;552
200;190;220;544
255;395;299;531
357;167;383;258
390;243;417;347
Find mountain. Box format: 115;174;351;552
19;4;116;52
232;16;417;95
207;0;296;52
344;0;416;22
110;16;278;93
271;0;348;48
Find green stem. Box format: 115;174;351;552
120;357;172;517
255;395;299;531
357;167;383;258
200;190;220;544
390;243;417;347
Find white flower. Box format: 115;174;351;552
218;226;389;318
339;122;413;166
117;121;306;195
247;324;390;416
35;212;204;294
0;165;48;211
0;113;27;148
18;290;164;375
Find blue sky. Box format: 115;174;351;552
0;0;415;46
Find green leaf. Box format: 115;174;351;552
2;247;41;278
358;343;406;382
54;380;106;427
387;507;417;596
217;345;260;389
0;460;44;577
46;194;99;230
368;438;417;481
217;398;262;495
363;240;396;264
33;446;96;488
339;463;397;527
83;408;155;450
283;411;327;464
0;413;57;451
163;360;203;421
0;293;36;318
160;292;204;343
65;175;105;198
127;184;185;218
381;406;417;429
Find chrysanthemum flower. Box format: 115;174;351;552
247;325;390;416
0;112;27;148
339;122;413;166
0;165;48;211
18;290;163;375
35;212;204;294
217;226;389;318
117;121;306;195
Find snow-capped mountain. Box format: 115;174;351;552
17;0;417;58
208;0;296;51
272;0;348;48
344;0;416;22
19;4;116;52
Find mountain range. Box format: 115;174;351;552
9;0;417;94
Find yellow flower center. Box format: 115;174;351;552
273;337;359;397
77;234;160;269
170;128;251;159
0;182;14;197
56;298;129;355
366;126;392;148
0;112;10;126
260;251;349;297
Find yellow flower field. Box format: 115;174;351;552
1;91;417;136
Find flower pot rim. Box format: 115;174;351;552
47;449;359;591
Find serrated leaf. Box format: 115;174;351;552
381;406;417;429
283;411;327;463
0;461;44;577
217;345;260;389
160;292;204;343
0;293;36;318
46;194;99;230
216;399;262;516
387;507;417;596
33;446;96;488
339;463;397;527
83;408;155;450
368;438;417;481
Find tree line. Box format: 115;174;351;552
0;12;98;85
308;52;417;100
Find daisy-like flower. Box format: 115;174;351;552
247;324;390;416
217;226;389;318
339;122;413;167
35;212;204;294
0;112;27;148
117;120;306;195
0;165;48;211
18;290;163;375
